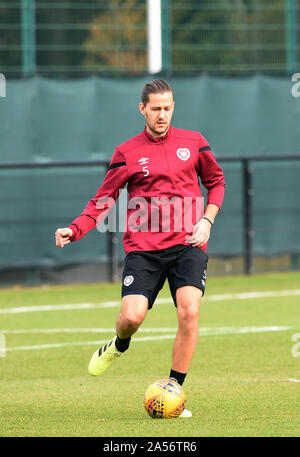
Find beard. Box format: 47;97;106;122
145;118;170;137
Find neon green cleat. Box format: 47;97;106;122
179;408;192;418
88;336;122;376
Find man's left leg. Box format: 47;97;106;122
169;285;202;418
171;285;202;376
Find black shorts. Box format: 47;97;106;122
121;244;208;309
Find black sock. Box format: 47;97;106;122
169;369;187;386
115;335;131;353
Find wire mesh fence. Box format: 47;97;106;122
0;0;299;77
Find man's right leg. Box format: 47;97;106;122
88;294;148;376
116;294;149;339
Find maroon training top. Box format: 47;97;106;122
69;126;225;254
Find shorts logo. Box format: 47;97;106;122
176;148;190;161
123;275;134;286
201;269;206;287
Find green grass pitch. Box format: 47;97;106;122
0;271;299;437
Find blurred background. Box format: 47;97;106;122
0;0;300;287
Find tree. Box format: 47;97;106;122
82;0;147;74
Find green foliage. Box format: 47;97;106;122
0;0;298;76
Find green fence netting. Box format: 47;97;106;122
0;76;300;270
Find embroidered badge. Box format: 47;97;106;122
176;148;191;161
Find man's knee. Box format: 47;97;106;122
178;303;199;324
176;287;202;326
120;311;144;330
118;295;148;330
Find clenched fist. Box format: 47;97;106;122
55;227;73;248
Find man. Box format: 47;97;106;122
55;79;225;418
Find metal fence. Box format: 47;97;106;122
1;154;300;285
0;0;299;77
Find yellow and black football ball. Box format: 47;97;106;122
144;378;186;418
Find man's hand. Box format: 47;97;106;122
55;227;73;248
186;218;212;247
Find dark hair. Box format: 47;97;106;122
141;79;174;105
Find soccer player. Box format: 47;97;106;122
55;80;225;418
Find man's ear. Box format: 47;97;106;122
139;102;146;116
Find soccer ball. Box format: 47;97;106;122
144;378;186;418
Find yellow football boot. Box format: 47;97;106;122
88;336;121;376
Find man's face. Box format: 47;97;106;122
139;91;174;137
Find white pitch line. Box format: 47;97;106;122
5;339;110;352
5;335;176;352
4;325;297;352
280;378;300;383
205;289;300;301
1;325;295;335
0;301;121;315
1;328;176;334
1;289;300;315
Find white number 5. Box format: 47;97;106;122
143;166;149;177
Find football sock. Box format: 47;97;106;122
115;335;131;353
169;369;187;386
